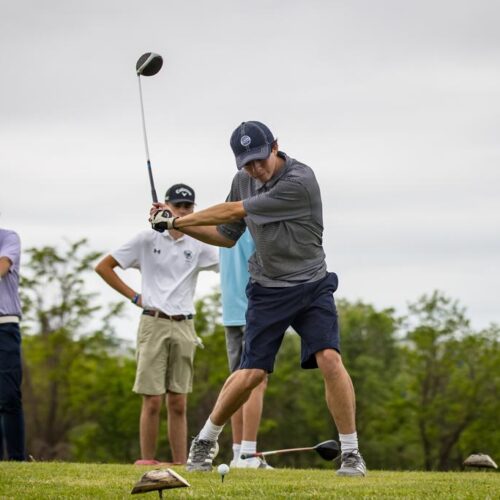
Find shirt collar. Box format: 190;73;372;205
161;231;184;243
255;151;290;191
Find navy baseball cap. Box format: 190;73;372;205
230;121;275;170
165;183;195;204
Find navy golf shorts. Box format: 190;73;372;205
239;272;340;373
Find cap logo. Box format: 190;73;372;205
175;187;192;197
240;135;251;147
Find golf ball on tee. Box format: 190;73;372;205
217;463;230;475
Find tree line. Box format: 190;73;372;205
18;240;499;470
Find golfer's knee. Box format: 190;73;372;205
316;349;345;377
254;375;268;394
236;368;267;391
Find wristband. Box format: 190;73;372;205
131;293;141;305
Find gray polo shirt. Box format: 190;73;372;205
0;229;22;317
217;152;326;287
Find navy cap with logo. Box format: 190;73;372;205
230;121;275;170
165;183;195;204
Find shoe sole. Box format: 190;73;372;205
336;470;366;477
186;465;212;472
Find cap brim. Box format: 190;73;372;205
166;198;195;204
235;144;271;170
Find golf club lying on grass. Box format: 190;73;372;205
240;439;340;462
136;52;163;203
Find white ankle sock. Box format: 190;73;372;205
339;432;358;454
232;443;241;461
240;440;257;456
198;418;224;441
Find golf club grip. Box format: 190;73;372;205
147;160;158;203
240;447;314;460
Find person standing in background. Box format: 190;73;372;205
0;227;26;461
96;184;218;465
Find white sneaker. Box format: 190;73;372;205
234;456;273;469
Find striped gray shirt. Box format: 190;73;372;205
217;152;326;287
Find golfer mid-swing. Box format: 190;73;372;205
151;121;367;476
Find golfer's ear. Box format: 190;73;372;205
271;140;279;153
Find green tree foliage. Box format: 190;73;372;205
20;240;139;461
401;291;500;470
18;240;500;469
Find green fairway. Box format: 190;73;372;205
0;463;498;499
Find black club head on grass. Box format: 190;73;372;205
314;440;340;461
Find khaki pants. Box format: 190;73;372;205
133;315;197;395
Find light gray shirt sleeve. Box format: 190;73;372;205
243;178;311;225
0;230;22;316
0;231;21;273
217;177;247;242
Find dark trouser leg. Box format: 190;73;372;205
0;370;26;460
0;413;4;458
0;323;26;461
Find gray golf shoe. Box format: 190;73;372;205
186;437;219;472
336;450;367;477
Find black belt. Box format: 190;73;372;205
142;310;193;321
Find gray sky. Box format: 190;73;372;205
1;0;499;340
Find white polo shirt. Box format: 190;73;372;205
112;229;218;315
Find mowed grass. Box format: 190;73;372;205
0;463;498;499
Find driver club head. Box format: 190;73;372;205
314;440;340;461
136;52;163;76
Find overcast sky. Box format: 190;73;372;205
1;0;499;341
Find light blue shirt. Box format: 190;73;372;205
0;229;22;317
219;230;255;326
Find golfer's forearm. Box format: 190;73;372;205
0;257;12;278
175;201;246;228
179;225;236;248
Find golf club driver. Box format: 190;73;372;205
240;439;340;462
136;52;163;203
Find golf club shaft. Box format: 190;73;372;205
137;75;158;203
241;446;314;459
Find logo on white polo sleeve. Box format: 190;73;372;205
184;250;193;261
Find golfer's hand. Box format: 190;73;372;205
151;202;168;212
150;208;177;233
149;202;167;219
